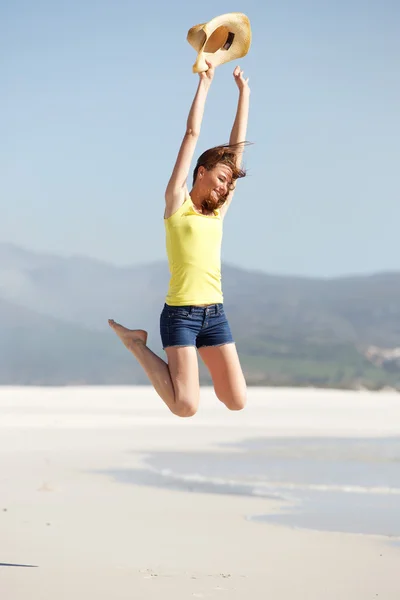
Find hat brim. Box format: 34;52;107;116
187;13;251;73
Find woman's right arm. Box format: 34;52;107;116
164;62;214;218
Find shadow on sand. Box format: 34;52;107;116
0;562;38;568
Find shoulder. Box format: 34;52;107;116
164;190;191;220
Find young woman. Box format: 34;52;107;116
109;60;250;417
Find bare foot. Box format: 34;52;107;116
108;319;148;352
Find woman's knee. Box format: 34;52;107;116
219;389;247;411
171;396;198;418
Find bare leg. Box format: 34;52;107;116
108;320;199;417
198;343;247;411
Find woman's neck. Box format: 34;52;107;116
189;189;213;215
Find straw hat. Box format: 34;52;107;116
187;12;252;73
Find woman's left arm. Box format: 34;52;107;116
220;67;250;218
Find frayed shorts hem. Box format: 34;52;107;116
163;341;235;351
197;341;235;349
162;344;196;351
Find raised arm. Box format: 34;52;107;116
164;61;214;218
220;66;250;218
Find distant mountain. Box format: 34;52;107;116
1;242;399;388
0;242;168;335
0;296;145;385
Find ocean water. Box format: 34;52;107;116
103;436;400;538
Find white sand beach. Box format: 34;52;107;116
1;386;400;599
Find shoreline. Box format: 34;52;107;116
1;383;399;392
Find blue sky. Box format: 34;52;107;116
2;0;399;276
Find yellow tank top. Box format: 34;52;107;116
164;194;223;306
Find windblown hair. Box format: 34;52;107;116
192;142;249;210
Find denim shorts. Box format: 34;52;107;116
160;303;234;349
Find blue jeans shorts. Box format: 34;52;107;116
160;303;234;349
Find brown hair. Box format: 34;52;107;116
192;142;249;208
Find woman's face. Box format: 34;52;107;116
197;163;233;205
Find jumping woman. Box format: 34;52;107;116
109;60;250;417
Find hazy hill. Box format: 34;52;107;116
0;296;144;384
0;243;399;388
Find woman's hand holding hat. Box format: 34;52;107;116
199;60;215;85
